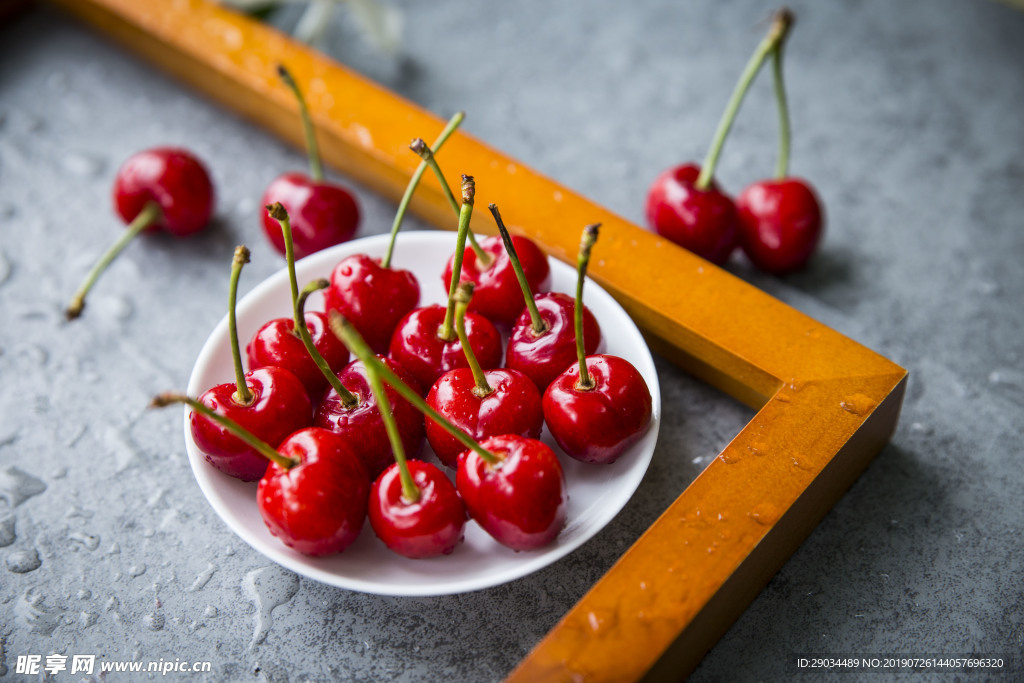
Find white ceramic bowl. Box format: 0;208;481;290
185;231;660;596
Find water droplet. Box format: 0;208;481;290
81;611;99;627
552;190;563;202
77;588;92;600
585;608;616;634
189;564;217;592
0;515;15;547
0;466;47;507
145;612;165;631
128;563;147;578
244;566;300;650
17;589;63;635
69;532;100;551
747;442;768;457
840;393;876;416
791;456;814;471
204;605;218;618
749;503;780;526
7;548;41;573
718;450;743;464
506;163;518;174
107;542;121;555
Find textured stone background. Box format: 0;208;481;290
1;0;1022;680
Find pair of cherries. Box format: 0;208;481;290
646;8;823;275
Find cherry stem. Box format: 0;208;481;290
296;279;359;408
574;224;600;391
382;111;465;269
265;203;303;334
65;200;162;320
453;282;492;397
364;363;420;504
328;312;500;466
695;8;794;190
228;246;254;406
150;392;296;470
439;175;475;342
489;203;546;335
411;138;490;266
771;41;791;179
277;64;324;182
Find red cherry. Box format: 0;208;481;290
645;163;738;265
388;304;502;391
543;355;652;464
368;460;466;558
426;368;543;468
191;366;312;481
261;173;359;259
441;235;550;326
113;147;215;237
737;181;823;276
247;311;350;399
506;292;601;391
258;427;370;556
324;253;420;354
314;356;425;479
456;434;567;551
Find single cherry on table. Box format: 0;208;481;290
542;225;653;464
66;146;214;320
155;394;369;557
190;246;311;482
425;283;543;468
324;113;465;353
261;65;360;259
491;203;601;391
645;9;795;266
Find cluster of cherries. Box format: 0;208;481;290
646;8;824;275
146;117;651;560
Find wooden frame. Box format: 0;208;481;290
47;1;908;679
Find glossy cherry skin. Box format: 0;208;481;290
456;434;567;551
645;163;738;265
425;368;544;468
736;177;824;274
191;366;312;481
261;172;360;259
368;460;467;558
506;292;601;392
314;357;425;479
325;253;420;354
543;354;653;464
113;147;214;236
442;235;551;326
257;427;370;556
246;311;350;400
388;304;503;391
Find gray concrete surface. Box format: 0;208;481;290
1;0;1022;680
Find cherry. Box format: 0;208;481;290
330;314;566;552
388;175;503;389
323;112;465;353
425;283;543;468
542;225;652;464
261;65;359;259
645;10;794;266
153;394;368;556
190;247;311;481
491;204;601;390
361;352;465;558
66;146;214;319
736;11;824;274
456;434;567;551
248;204;350;398
314;353;426;479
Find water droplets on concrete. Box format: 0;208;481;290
62;152;106;178
128;563;147;578
69;531;100;551
17;589;63;635
0;514;15;547
244;566;300;650
7;548;41;573
0;466;47;507
189;563;217;592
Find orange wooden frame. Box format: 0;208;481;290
48;0;908;679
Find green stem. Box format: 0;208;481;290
328;312;499;465
411;138;490;265
228;246;254;406
65;200;162;320
265;203;302;332
574;224;600;391
365;364;420;503
439;176;475;342
453;283;492;396
771;42;791;179
695;8;794;190
382;111;465;268
150;392;296;469
296;279;359;408
489;203;546;335
277;64;323;181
